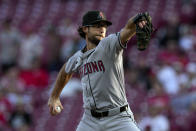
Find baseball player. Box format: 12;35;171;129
48;10;152;131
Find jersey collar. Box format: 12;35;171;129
81;46;96;58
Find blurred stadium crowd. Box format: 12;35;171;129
0;0;196;131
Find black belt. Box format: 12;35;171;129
90;105;128;118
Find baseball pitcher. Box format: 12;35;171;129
48;10;153;131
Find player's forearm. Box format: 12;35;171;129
50;63;72;99
120;16;136;44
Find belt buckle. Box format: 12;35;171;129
120;105;128;112
125;105;128;110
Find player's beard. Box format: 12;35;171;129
88;35;101;46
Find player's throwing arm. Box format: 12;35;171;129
48;63;72;116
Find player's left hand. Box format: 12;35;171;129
48;97;64;116
133;12;153;51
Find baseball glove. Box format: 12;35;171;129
133;12;153;51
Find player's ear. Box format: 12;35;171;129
82;26;88;34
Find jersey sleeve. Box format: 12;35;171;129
100;31;127;58
65;51;83;74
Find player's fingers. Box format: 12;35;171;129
60;104;64;110
142;21;146;26
139;22;143;28
49;105;58;116
49;106;54;115
58;102;63;109
52;107;58;115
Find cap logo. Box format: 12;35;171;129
82;11;112;26
99;12;104;19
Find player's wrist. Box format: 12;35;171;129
50;94;60;100
126;17;136;32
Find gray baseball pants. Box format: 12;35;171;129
76;107;140;131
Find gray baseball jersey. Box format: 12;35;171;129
65;32;128;112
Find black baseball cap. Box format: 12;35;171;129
82;11;112;26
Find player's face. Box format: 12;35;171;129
86;22;107;45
